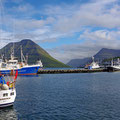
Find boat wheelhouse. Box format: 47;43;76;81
0;73;17;108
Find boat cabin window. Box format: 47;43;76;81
3;93;8;97
1;63;7;68
13;66;17;68
8;62;17;64
10;92;14;96
0;59;2;63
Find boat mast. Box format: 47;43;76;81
21;45;23;63
117;58;119;63
111;59;113;67
13;43;14;58
26;53;28;65
92;56;95;62
11;43;15;60
21;45;26;63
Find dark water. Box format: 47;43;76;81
1;72;120;120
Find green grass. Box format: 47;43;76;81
0;39;70;68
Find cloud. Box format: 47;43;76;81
6;0;23;4
79;29;120;48
41;0;120;63
3;0;120;39
47;43;100;63
0;29;14;47
1;0;120;63
48;29;120;63
16;4;34;13
50;0;120;33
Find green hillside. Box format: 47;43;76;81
0;39;69;68
67;48;120;67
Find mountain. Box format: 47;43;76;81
67;48;120;67
67;57;91;68
94;48;120;60
0;39;69;68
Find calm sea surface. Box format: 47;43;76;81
1;72;120;120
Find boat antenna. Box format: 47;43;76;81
26;53;28;64
11;43;15;60
13;42;14;58
111;59;113;67
21;45;23;63
21;45;26;63
92;56;95;62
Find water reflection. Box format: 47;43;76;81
0;106;18;120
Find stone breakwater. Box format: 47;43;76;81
38;68;107;74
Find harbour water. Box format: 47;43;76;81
1;72;120;119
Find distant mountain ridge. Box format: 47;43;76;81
67;48;120;67
67;57;91;68
94;48;120;59
0;39;69;68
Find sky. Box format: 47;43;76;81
0;0;120;63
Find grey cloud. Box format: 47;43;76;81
47;44;100;63
48;29;120;63
46;0;120;33
1;0;120;63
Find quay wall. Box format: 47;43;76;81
38;68;107;74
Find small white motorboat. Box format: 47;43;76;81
85;57;100;69
0;71;18;108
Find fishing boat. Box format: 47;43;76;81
85;57;100;69
0;46;43;75
0;0;43;75
107;58;120;71
0;71;18;108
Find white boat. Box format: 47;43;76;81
0;88;16;107
85;57;100;69
107;58;120;71
0;46;43;75
0;1;17;108
0;0;43;75
0;72;17;108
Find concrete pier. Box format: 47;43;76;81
38;68;107;74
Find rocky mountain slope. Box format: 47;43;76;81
67;48;120;67
0;39;69;68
